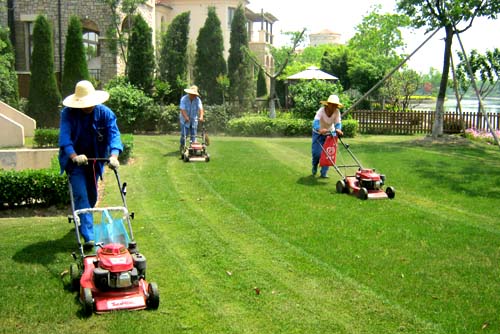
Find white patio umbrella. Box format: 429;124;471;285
287;66;338;81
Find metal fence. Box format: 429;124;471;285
350;110;500;135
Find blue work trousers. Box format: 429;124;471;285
69;165;98;242
180;121;198;146
312;132;329;177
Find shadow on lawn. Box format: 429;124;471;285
12;228;76;281
296;175;330;187
164;149;181;158
358;137;499;199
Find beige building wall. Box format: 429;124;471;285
161;0;248;60
0;148;58;171
0;114;24;148
0;100;36;137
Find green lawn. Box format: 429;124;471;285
1;134;499;334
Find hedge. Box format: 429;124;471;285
226;116;359;138
0;168;68;208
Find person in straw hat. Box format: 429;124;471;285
59;80;123;250
179;85;204;150
311;94;344;178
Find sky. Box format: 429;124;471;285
246;0;500;74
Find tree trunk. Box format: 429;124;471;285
269;77;276;119
432;25;454;138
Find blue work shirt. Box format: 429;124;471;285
58;104;123;178
179;94;203;125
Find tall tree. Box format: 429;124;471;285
194;7;227;105
347;5;410;106
158;11;190;104
27;15;61;128
397;0;500;137
248;29;305;117
256;67;267;97
0;26;19;108
127;13;155;94
321;45;356;91
61;15;89;98
227;4;254;108
100;0;147;73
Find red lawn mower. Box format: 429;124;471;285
180;122;210;162
318;134;396;200
67;163;159;315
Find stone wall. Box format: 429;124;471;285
6;1;154;88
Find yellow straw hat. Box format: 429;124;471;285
63;80;110;108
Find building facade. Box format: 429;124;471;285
1;0;276;98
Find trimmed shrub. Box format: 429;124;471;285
341;119;359;138
119;134;134;164
204;104;232;133
0;168;68;208
33;128;59;148
105;81;155;133
159;104;180;133
227;116;310;137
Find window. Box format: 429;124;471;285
228;7;235;29
83;30;99;61
24;21;34;70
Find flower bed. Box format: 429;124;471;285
464;128;500;145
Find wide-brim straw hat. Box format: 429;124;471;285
63;80;110;108
184;85;200;96
320;94;343;108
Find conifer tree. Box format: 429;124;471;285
227;5;254;108
0;26;20;108
127;14;155;94
61;15;89;98
27;15;61;128
158;11;190;104
256;67;267;97
194;7;226;105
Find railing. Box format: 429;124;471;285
350;110;500;135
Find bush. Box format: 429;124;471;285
204;104;232;133
341;119;359;138
105;81;155;133
288;80;347;119
227;116;310;137
119;134;134;164
0;168;68;208
33;128;59;147
159;104;180;133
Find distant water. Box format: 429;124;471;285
411;97;500;113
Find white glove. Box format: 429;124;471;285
72;154;88;166
108;156;120;170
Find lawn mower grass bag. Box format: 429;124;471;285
320;135;338;166
95;209;131;246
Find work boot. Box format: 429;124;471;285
83;240;95;251
312;165;318;176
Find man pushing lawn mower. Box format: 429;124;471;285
179;85;210;162
311;94;344;178
59;80;123;251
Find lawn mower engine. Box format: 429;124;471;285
93;243;147;291
356;169;385;190
189;143;205;157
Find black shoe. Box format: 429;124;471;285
83;240;95;251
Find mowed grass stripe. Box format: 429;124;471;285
193;136;499;332
139;137;444;331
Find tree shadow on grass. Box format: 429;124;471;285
163;150;181;158
12;228;77;288
296;175;330;187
